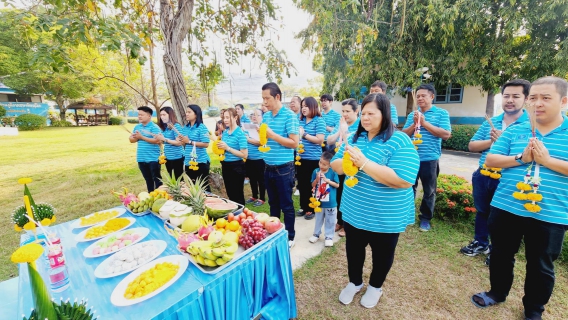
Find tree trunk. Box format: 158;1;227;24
485;91;495;116
148;14;159;109
160;0;194;125
406;91;414;116
56;95;66;121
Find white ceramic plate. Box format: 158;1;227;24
74;217;136;243
83;227;150;258
94;240;167;279
110;255;188;306
71;208;127;229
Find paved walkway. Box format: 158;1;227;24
289;150;481;270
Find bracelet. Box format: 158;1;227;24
359;159;370;171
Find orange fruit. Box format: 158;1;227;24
227;220;240;232
216;218;228;229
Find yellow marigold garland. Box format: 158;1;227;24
342;151;359;187
188;143;198;170
308;197;322;213
480;164;502;179
258;123;271;152
295;143;305;165
212;137;225;161
512;166;542;213
412;113;423;149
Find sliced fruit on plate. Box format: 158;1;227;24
205;202;238;219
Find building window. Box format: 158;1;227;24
7;94;32;102
435;84;463;104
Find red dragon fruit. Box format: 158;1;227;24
111;187;138;206
177;233;200;251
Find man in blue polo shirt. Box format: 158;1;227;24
321;94;341;150
471;76;568;320
460;79;530;265
261;83;300;248
402;84;451;231
369;80;399;125
130;106;162;192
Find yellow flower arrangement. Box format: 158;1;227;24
294;155;301;166
11;243;44;264
412;128;423;149
212;136;226;161
513;165;543;213
524;203;541;213
18;177;32;185
308;197;322;212
258;123;271;152
342;151;359;187
295;143;305;165
12;179;57;233
158;154;167;165
516;182;532;191
481;164;502;179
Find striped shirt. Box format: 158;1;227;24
133;122;161;162
245;131;263;160
331;131;420;233
470;111;529;167
183;122;210;165
240;115;251;124
221;126;248;162
489;118;568;225
300;116;327;160
390;104;399;125
261;106;300;165
331;118;360;136
311;168;339;208
162;123;184;160
403;105;451;161
321;109;342;139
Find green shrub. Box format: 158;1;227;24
442;125;479;151
109;116;123;125
127;118;138;124
206;109;220;117
434;174;476;221
51;120;73;127
0;105;6;117
15;114;46;131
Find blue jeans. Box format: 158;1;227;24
413;160;439;222
138;161;162;192
313;207;337;240
265;161;296;240
488;207;567;318
472;168;500;247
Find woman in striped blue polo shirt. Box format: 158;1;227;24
298;97;327;220
331;93;419;309
235;104;250;124
157;107;185;179
245;108;266;206
178;105;211;192
217;108;248;205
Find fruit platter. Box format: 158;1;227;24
74;217;136;242
94;240;167;278
112;187;170;217
83;227;150;258
71;208;127;229
110;255;188;306
168;208;284;274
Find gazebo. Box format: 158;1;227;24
67;98;115;126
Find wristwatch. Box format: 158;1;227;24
514;153;526;165
302;132;308;138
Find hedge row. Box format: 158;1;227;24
442;125;479;152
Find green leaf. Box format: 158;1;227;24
28;263;57;320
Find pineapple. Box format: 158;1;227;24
160;170;185;201
182;175;208;216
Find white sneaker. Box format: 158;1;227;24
338;282;363;305
360;286;383;308
288;240;295;248
294;189;300;196
325;239;333;247
309;236;319;243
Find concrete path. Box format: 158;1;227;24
288;150;481;270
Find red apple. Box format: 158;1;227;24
264;217;282;234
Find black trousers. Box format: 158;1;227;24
221;160;246;205
488;207;567;318
245;159;266;201
336;174;346;226
296;159;320;213
413;160;440;221
165;157;185;180
138;161;162;192
344;222;400;288
186;162;211;192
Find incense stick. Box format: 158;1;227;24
411;89;418;111
524;103;537;137
167;123;182;136
485;115;496;131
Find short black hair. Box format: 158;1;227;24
371;80;387;93
138;106;153;115
321;151;334;162
320;94;333;102
501;79;531;97
531;76;568;97
234;104;244;111
341;98;358;112
262;82;282;101
415;84;436;97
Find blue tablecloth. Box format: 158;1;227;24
14;210;297;319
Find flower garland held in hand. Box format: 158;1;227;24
258;123;271;152
295;143;305;165
480;164;502;179
188;142;198;170
12;178;56;232
412;115;423;149
308;173;322;212
212;136;225;161
513;163;543;213
342;150;359;187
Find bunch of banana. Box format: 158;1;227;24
127;191;168;213
187;236;238;267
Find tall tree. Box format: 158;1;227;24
9;0;294;123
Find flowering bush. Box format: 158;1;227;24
434;174;476;221
442;125;478;151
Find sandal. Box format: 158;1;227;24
471;292;501;309
335;224;342;232
338;229;346;237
